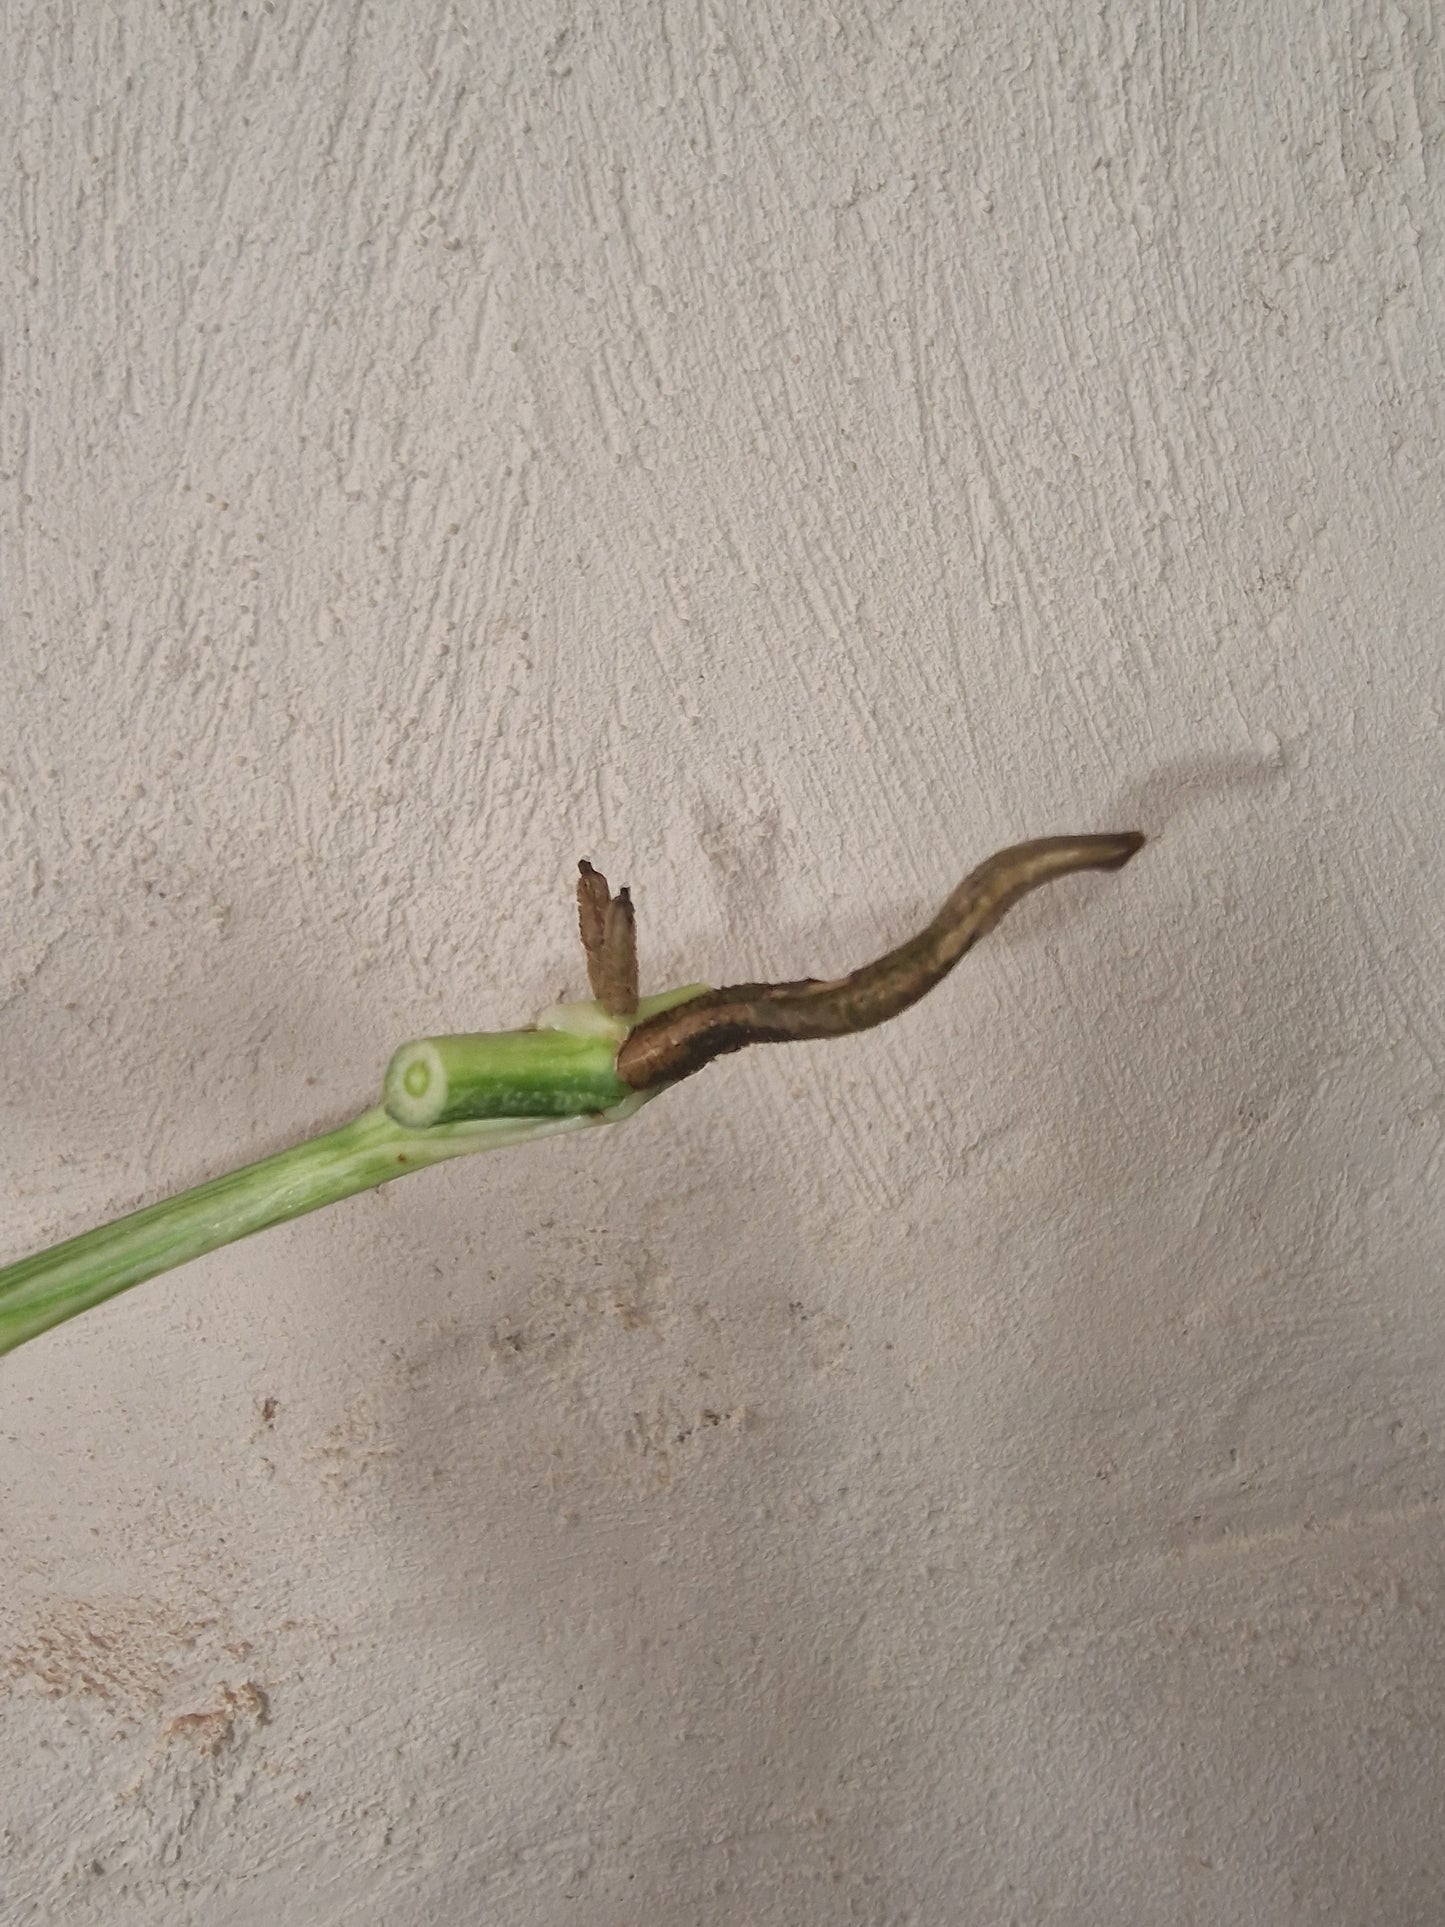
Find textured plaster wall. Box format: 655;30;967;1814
2;2;1443;1922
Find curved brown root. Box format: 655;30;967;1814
615;832;1145;1090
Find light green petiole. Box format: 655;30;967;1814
0;986;708;1359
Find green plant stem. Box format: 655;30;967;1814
0;1108;627;1358
0;987;707;1359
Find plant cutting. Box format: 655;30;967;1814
0;832;1144;1357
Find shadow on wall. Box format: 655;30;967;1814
981;767;1444;1922
1106;747;1287;832
259;750;1380;1911
329;1132;876;1898
280;771;1230;1899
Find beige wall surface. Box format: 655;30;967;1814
2;3;1443;1922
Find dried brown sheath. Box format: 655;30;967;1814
616;832;1144;1091
577;860;612;1000
578;860;640;1016
599;888;639;1017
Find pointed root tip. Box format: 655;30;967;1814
1105;831;1146;867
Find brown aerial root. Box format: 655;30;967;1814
612;832;1145;1091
